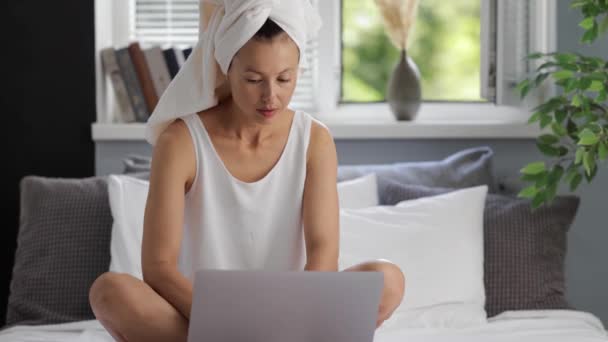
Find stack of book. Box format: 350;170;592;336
101;42;194;123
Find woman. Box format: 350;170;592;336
89;2;405;341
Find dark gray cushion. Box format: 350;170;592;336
380;180;579;317
5;176;113;327
337;146;498;195
123;154;152;174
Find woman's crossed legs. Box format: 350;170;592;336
89;260;405;342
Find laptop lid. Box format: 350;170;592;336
187;270;383;342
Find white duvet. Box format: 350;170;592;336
1;310;606;342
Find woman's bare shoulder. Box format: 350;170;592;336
156;119;190;146
307;117;336;163
151;118;196;187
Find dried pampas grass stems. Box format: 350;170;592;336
374;0;420;50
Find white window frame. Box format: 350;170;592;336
315;0;558;125
94;0;132;124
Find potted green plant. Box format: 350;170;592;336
516;0;608;209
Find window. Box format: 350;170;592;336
132;0;199;47
95;0;556;124
340;0;556;108
342;0;483;103
131;0;320;112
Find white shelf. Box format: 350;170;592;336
92;103;543;141
92;121;541;141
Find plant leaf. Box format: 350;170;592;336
597;89;607;102
555;109;568;124
588;80;604;92
565;165;579;183
534;73;550;87
537;61;558;71
600;14;608;33
585;163;598;182
521;161;546;175
527;52;544;60
556;53;578;64
537;142;562;157
583;150;596;175
552;70;575;80
570;173;583;191
581;22;599;43
531;192;546;209
548;165;565;184
538;134;560;145
518;185;539;199
579;77;593;90
540;114;553;129
565;79;579;93
571;0;587;8
551;122;568;137
545;182;559;204
572;94;583;107
528;112;541;124
578;128;600;145
600;141;608;161
575;147;585;164
579;17;596;30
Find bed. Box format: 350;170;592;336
3;148;607;341
0;310;606;341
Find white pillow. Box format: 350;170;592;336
107;172;379;279
339;185;488;328
107;175;149;279
336;173;379;209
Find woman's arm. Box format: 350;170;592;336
141;120;196;320
302;121;340;272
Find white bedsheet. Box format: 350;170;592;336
1;310;606;342
375;310;608;342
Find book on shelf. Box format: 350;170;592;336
100;47;137;123
163;47;186;79
116;46;149;122
183;46;193;60
101;42;193;124
128;42;159;115
143;46;172;98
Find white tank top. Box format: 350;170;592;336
177;111;312;280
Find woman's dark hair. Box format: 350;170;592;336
253;18;285;40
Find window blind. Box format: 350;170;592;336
132;0;320;112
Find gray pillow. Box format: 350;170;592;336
123;154;152;174
5;176;113;327
124;147;497;191
337;146;497;195
380;180;579;317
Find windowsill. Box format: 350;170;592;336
92;102;542;141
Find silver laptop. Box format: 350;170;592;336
187;270;384;342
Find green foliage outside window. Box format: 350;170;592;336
342;0;482;102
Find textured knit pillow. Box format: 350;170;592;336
380;180;579;317
337;146;497;194
5;176;113;327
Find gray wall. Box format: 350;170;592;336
94;2;608;325
555;0;608;325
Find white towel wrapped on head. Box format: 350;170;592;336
144;0;322;145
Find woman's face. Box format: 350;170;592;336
227;32;300;122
